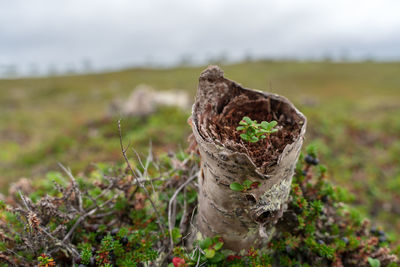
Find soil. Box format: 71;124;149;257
203;93;302;173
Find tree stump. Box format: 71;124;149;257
190;66;306;252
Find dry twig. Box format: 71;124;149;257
168;172;198;247
118;119;166;234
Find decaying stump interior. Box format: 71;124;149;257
190;66;307;252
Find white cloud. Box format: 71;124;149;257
0;0;399;75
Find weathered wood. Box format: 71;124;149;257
190;66;306;252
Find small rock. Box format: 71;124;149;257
110;84;191;117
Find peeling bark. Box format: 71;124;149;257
190;66;307;252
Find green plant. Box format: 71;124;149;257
237;116;278;143
78;243;92;265
195;236;225;264
200;236;224;259
37;254;56;267
171;227;182;244
1;147;399;266
368;257;381;267
230;179;260;192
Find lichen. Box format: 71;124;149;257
256;177;292;213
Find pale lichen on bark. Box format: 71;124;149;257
190;66;306;252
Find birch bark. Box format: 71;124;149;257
190;66;306;252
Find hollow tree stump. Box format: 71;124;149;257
190;66;306;252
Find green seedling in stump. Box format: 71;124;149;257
237;116;278;143
230;179;260;192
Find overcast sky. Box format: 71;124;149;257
1;0;400;76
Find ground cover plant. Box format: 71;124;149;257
0;140;398;266
236;116;278;144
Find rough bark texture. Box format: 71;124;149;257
190;66;307;252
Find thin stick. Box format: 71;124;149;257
182;206;197;242
179;188;188;233
118;119;165;234
132;145;157;198
58;163;83;213
18;191;30;211
63;193;121;243
168;172;198;247
18;191;34;236
18;191;79;257
195;244;203;267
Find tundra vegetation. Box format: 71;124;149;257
0;144;398;266
0;61;399;266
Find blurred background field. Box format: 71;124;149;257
1;60;400;241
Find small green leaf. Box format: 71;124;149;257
270;120;278;128
250;136;259;142
243;116;252;124
236;126;245;131
200;237;213;249
171;227;182;244
230;182;244;192
212;236;221;243
240;133;249;141
239;120;247;126
270;129;278;133
247;126;256;133
205;248;215;259
242;180;253;189
255;131;264;137
214;242;223;251
367;257;380;267
319;164;327;174
260;121;269;129
0;241;7;252
260;135;266;139
209;252;225;263
0;200;5;210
